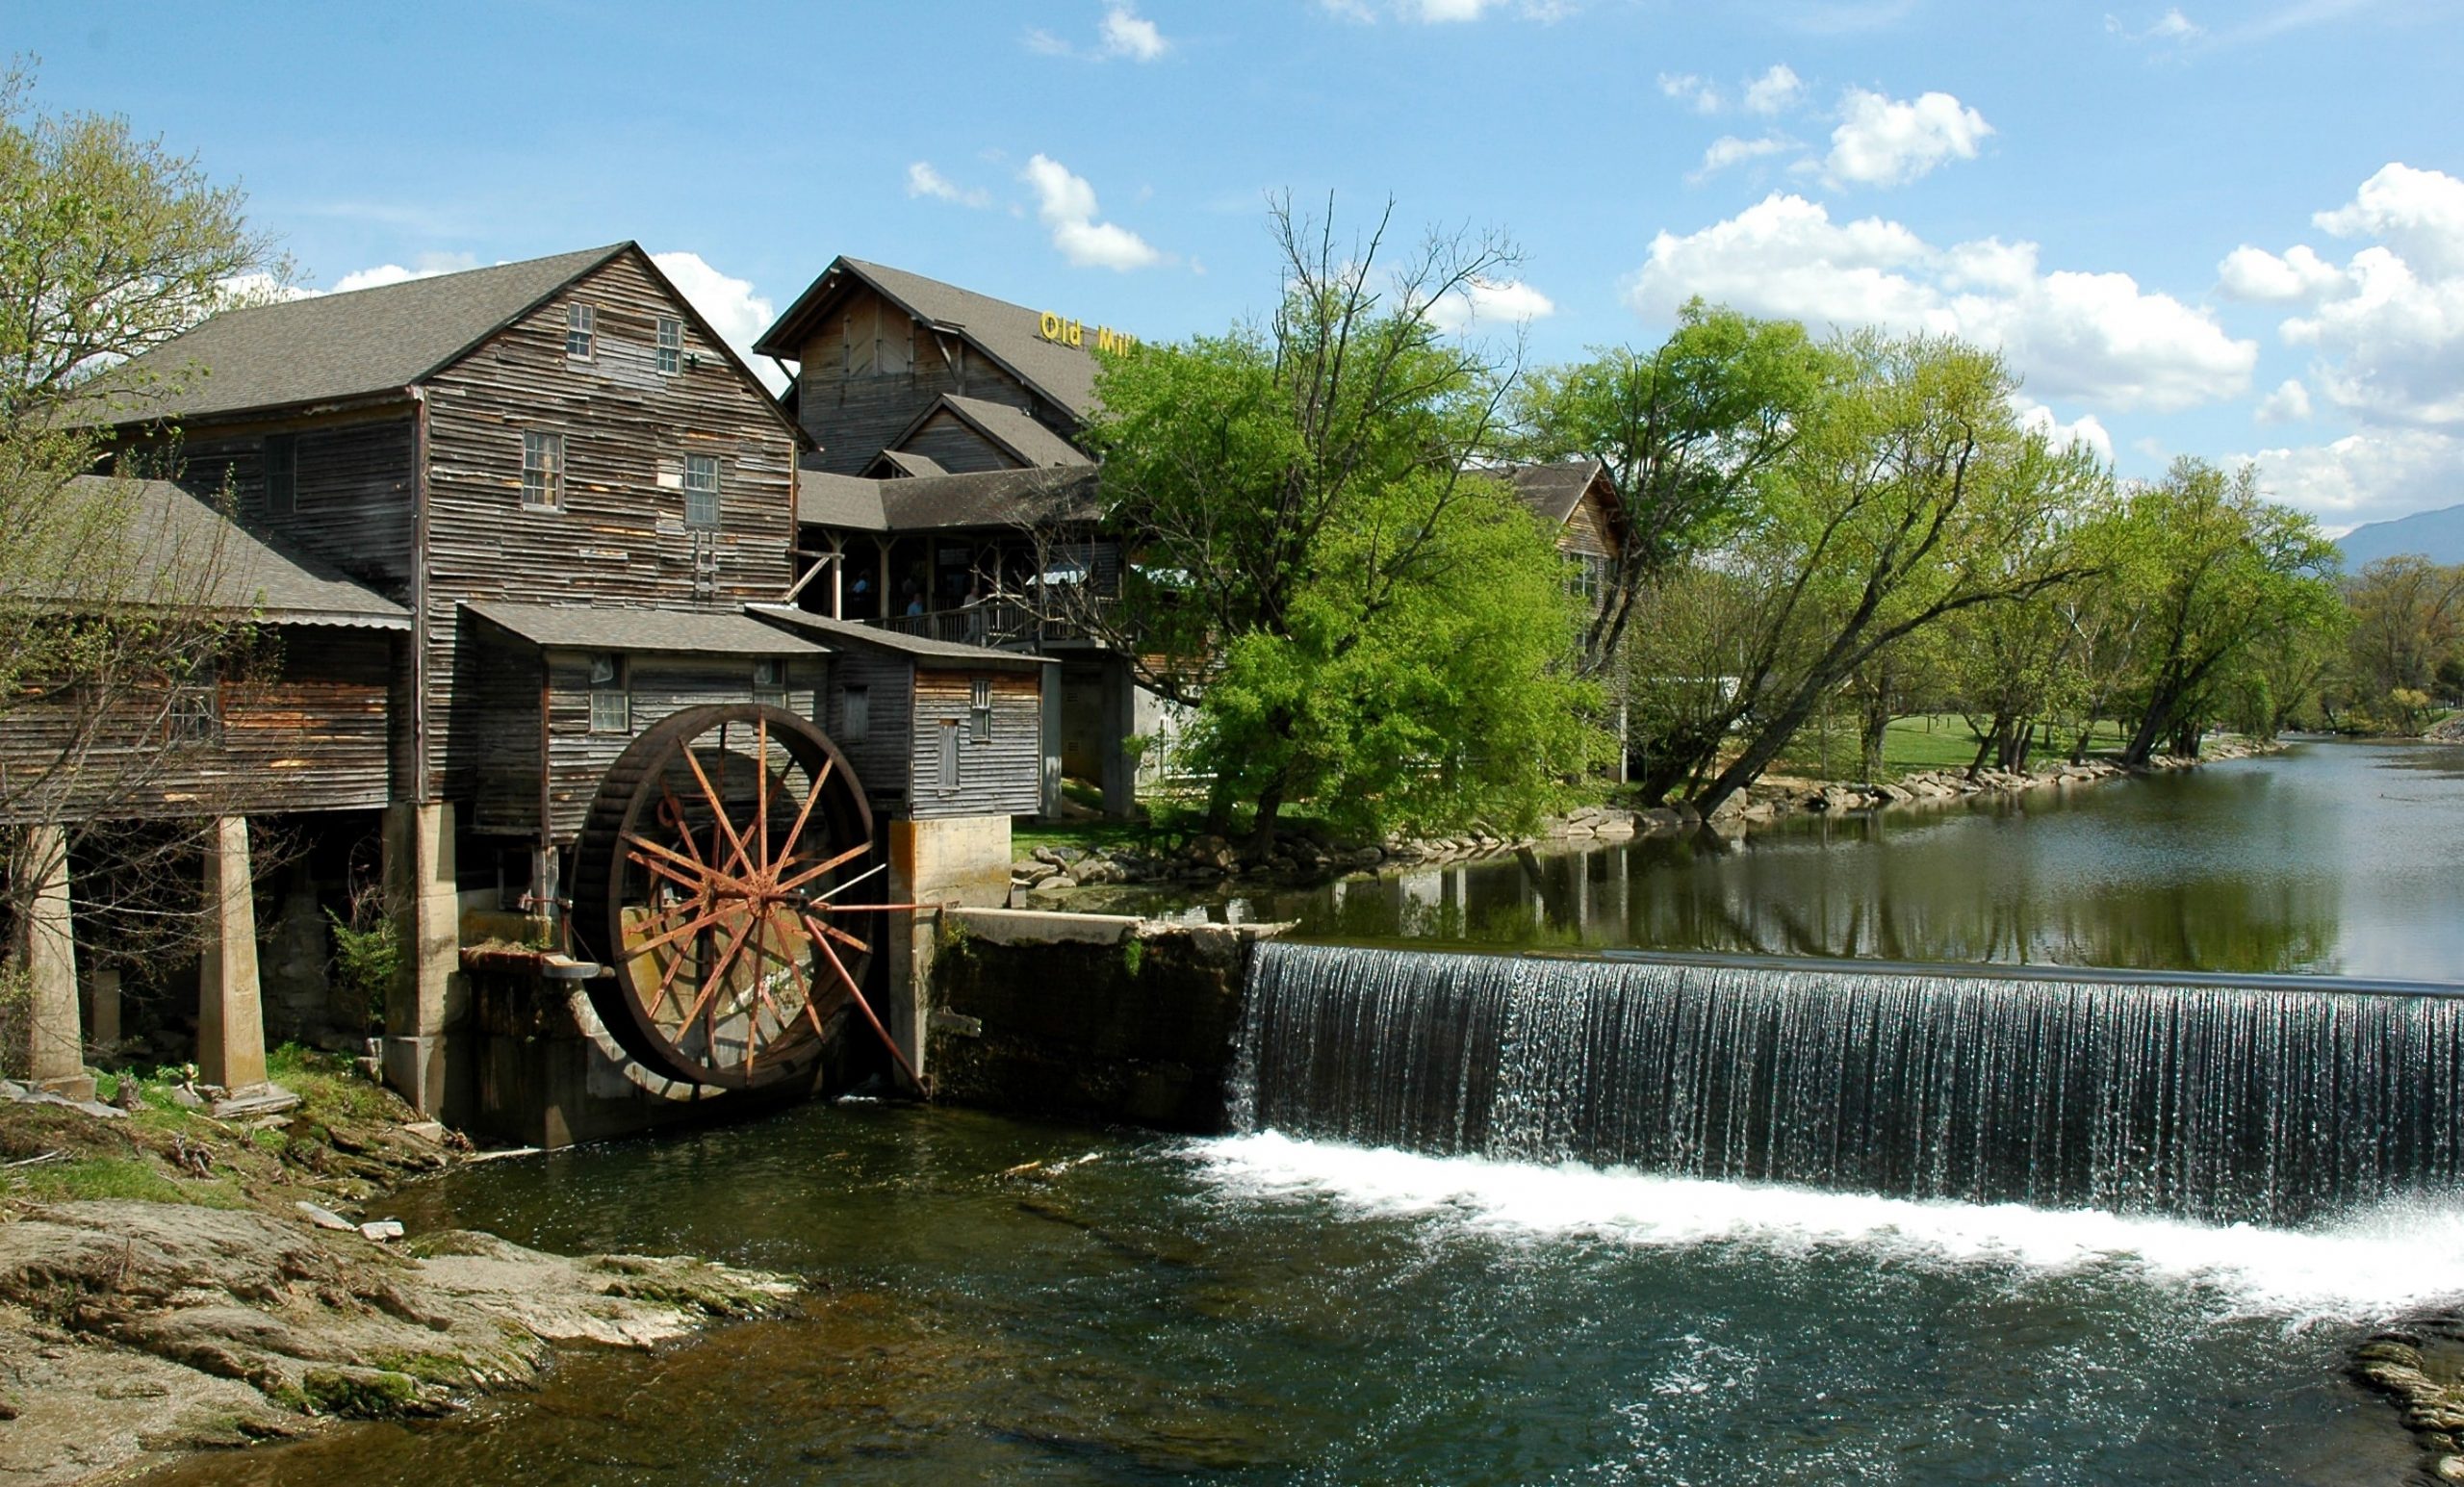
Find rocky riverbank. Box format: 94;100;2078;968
2351;1320;2464;1481
1010;738;2278;898
0;1059;790;1485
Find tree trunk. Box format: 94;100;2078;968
1858;683;1889;783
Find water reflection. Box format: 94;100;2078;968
1091;741;2464;979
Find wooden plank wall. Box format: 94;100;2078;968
1562;480;1621;562
421;250;802;803
909;668;1042;819
897;410;1022;474
0;628;394;825
152;413;421;599
455;628;544;837
796;285;1046;474
821;648;913;812
539;653;825;843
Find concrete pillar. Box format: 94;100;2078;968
382;801;463;1115
86;968;120;1058
15;825;90;1099
197;815;267;1090
886;815;1014;1091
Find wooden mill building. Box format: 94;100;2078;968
6;244;1046;1126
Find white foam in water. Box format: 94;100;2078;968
1193;1131;2464;1322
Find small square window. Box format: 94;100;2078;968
264;434;296;517
753;657;785;706
656;317;682;375
684;454;720;530
522;431;564;509
565;303;595;360
969;678;992;744
167;661;220;745
842;684;870;736
589;654;629;733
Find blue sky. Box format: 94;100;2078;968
12;0;2462;531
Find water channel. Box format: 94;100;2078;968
145;740;2464;1484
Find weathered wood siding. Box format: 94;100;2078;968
458;627;545;838
822;648;913;810
909;668;1042;819
1564;484;1618;561
894;408;1021;474
538;652;825;843
0;628;395;825
140;412;421;598
423;249;802;803
795;284;1052;474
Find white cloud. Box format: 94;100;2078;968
2016;402;2116;465
1822;88;1993;189
326;252;477;295
1743;64;1806;115
1022;154;1168;271
2216;244;2342;301
1100;4;1169;59
1658;72;1723;114
2107;7;2203;41
907;161;991;208
1408;0;1500;16
2229;164;2464;428
1423;276;1557;332
2237;426;2463;530
1624;192;2257;413
1692;135;1796;182
2256;378;2314;423
651;251;783;391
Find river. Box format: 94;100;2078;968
142;740;2464;1484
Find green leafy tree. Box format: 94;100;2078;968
1674;333;2105;815
1071;199;1604;841
2114;459;2343;763
1510;303;1833;676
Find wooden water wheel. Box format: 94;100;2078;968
569;704;920;1090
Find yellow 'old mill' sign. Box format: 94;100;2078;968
1037;311;1137;353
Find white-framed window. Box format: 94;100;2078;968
683;453;720;529
565;302;596;360
264;433;296;517
841;684;870;736
753;657;785;707
969;677;992;743
522;431;565;510
167;659;220;745
655;317;682;375
588;653;629;733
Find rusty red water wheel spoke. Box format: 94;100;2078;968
575;704;901;1091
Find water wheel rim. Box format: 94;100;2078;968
578;705;878;1090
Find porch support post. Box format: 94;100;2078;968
17;824;90;1099
382;801;463;1115
197;815;267;1090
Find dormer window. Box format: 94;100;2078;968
565;303;596;360
656;317;682;375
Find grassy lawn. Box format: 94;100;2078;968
1772;713;2134;782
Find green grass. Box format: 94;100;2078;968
1773;713;2135;782
9;1154;247;1208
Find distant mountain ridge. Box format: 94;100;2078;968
2337;501;2464;569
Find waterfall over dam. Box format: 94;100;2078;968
1229;941;2464;1225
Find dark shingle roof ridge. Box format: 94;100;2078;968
899;392;1088;469
88;243;629;425
463;599;828;655
746;603;1055;668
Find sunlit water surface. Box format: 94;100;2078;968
144;1101;2440;1486
1082;739;2464;980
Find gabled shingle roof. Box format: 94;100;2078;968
755;257;1105;420
794;463;1101;533
872;449;950;478
87;246;627;424
747;605;1054;671
8;476;408;628
1489;459;1611;528
464;602;827;655
915;395;1090;469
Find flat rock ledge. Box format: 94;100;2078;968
2353;1323;2464;1481
0;1198;794;1485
